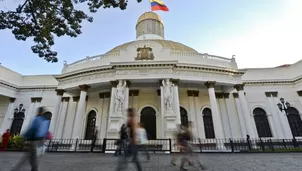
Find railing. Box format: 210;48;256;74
4;137;302;153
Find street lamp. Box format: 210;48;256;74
277;97;290;114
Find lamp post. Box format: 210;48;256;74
277;98;295;139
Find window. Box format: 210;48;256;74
202;108;215;139
180;107;188;127
253;108;272;137
84;111;97;140
287;107;302;137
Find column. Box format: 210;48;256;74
233;93;247;137
72;85;90;139
21;97;42;133
225;93;243;138
63;97;78;139
56;97;70;139
99;92;110;139
49;89;64;134
234;84;256;138
217;93;232;138
0;98;16;134
107;80;129;138
187;91;199;137
204;81;224;139
265;92;284;138
272;97;293;139
172;79;181;125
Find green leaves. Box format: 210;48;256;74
0;0;142;62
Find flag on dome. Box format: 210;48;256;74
150;0;169;11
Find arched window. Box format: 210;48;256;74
140;107;156;140
287;107;302;137
180;107;188;127
202;108;215;139
253;108;272;137
84;111;97;140
10;106;26;136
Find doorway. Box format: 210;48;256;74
140;107;157;140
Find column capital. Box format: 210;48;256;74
99;92;111;99
234;84;245;91
79;84;90;91
9;98;16;103
205;81;216;88
61;97;70;102
297;90;302;97
55;89;65;96
223;93;230;99
31;97;42;103
171;79;180;86
265;91;278;97
129;90;139;96
215;93;224;99
73;96;80;102
233;93;239;98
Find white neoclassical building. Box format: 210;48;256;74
1;12;302;140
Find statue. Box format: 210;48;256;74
115;80;127;113
162;79;174;112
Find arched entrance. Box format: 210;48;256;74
253;108;272;137
84;111;97;140
202;108;215;139
180;107;188;127
287;107;302;137
140;107;156;140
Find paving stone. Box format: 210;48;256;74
0;152;301;171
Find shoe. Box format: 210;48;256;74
180;167;188;171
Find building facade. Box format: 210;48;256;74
1;12;302;140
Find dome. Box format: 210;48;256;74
136;12;163;26
106;39;198;54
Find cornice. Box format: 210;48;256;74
0;80;57;91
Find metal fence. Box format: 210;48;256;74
4;137;302;153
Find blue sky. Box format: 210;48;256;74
0;0;301;75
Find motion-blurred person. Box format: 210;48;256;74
170;124;183;166
11;107;50;171
179;122;206;171
116;108;142;171
137;122;150;160
114;124;128;156
0;129;10;151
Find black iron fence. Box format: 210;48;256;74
4;137;302;153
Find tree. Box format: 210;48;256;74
0;0;142;62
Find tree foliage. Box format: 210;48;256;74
0;0;142;62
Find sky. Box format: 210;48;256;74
0;0;301;75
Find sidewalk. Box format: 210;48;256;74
0;152;301;171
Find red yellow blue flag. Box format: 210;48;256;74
150;0;169;11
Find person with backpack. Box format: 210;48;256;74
11;107;50;171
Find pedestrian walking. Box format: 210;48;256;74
0;129;10;151
10;107;50;171
170;124;183;166
137;122;150;160
114;124;128;156
116;108;142;171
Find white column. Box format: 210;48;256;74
0;98;16;134
188;91;199;137
49;89;64;134
233;93;247;137
218;93;232;138
205;81;224;139
63;97;78;139
265;92;283;138
72;85;90;139
273;97;293;139
172;80;181;125
234;84;256;138
21;97;42;133
225;94;243;138
56;97;69;139
297;91;302;109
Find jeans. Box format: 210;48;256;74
11;141;43;171
116;142;142;171
115;139;127;156
139;144;150;160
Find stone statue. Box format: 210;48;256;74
115;80;127;113
162;79;174;112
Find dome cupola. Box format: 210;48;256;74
136;12;164;40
